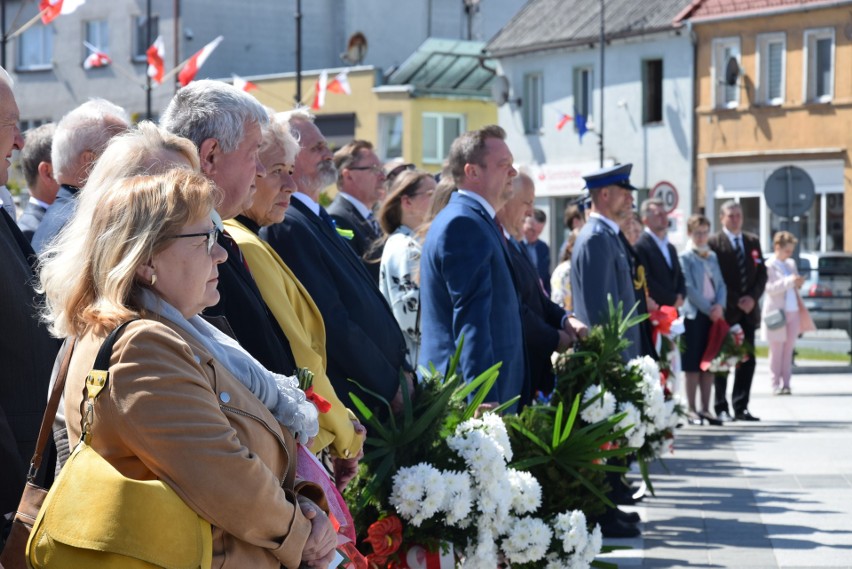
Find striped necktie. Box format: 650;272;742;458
735;236;748;293
366;211;381;237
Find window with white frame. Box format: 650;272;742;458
133;14;159;62
17;25;53;71
804;28;834;103
712;37;741;109
522;72;543;134
378;113;403;161
756;33;785;105
84;19;109;61
422;113;464;164
572;66;593;128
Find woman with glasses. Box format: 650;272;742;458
376;169;436;368
38;168;336;569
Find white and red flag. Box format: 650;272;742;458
232;74;258;92
326;69;351;95
146;36;165;84
39;0;85;24
83;43;111;69
178;35;224;87
311;70;328;110
311;69;351;110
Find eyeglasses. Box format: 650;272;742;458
168;227;220;255
348;164;384;176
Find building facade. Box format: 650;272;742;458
679;0;852;252
488;0;695;255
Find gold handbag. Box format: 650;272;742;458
26;321;213;569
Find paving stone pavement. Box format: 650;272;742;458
598;357;852;569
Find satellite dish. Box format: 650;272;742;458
724;56;740;86
491;75;510;106
340;32;368;65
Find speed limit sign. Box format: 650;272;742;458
650;181;679;213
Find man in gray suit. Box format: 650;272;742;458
571;163;640;361
0;68;60;515
17;122;59;242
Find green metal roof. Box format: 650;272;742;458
385;38;496;99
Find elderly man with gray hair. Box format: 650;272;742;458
31;99;129;253
160;80;299;381
17;122;59;242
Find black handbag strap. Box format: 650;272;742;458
80;320;138;444
27;337;77;482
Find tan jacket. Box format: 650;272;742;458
63;316;324;569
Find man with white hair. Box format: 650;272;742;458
31;99;129;253
161;80;299;379
0;67;60;515
262;109;412;414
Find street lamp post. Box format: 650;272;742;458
598;0;605;168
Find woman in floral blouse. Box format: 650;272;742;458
377;170;436;368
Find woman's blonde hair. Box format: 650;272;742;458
40;169;220;337
773;230;798;249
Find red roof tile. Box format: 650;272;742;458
675;0;849;22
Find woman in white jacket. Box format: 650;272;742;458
762;231;815;395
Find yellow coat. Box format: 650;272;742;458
225;218;363;459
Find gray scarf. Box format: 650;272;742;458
138;289;318;444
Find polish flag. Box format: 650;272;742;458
146;36;165;84
83;49;111;70
556;110;573;131
178;35;224;87
232;74;258;92
39;0;85;24
311;70;328;110
326;70;351;95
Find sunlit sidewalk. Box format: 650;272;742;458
598;357;852;568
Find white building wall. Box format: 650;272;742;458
496;31;695;247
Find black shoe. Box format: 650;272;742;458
734;410;760;422
614;508;641;524
599;516;641;538
717;410;733;422
699;412;723;426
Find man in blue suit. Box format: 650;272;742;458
419;125;527;408
571;164;641;361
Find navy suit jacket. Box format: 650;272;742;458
31;184;78;254
524;239;552;296
261;198;409;409
508;238;565;395
327;194;382;284
571;216;640;361
0;209;60;513
419;192;527;407
634;231;686;307
17;200;46;242
203;231;297;376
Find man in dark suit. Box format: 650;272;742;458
31;100;129;253
161;80;297;377
263;110;411;412
498;173;586;396
708;200;767;422
635;197;686;309
0;71;60;515
328;140;385;283
419;125;528;408
17;122;59;242
522;208;552;296
571;164;640;361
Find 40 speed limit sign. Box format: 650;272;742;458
650;181;678;213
